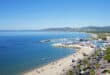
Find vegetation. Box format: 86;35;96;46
104;47;110;62
104;55;110;62
95;50;100;56
97;33;107;40
94;63;100;69
67;46;110;75
82;59;89;67
77;64;81;70
91;32;110;40
89;69;95;75
67;70;74;75
102;70;110;73
41;26;110;32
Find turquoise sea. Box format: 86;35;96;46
0;32;90;75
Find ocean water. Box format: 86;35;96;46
0;32;90;75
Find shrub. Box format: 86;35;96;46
89;69;95;75
102;70;110;73
104;47;110;62
104;54;110;62
68;70;74;75
95;63;100;69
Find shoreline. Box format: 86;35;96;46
22;46;95;75
21;51;75;75
21;50;77;75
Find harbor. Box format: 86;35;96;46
23;34;110;75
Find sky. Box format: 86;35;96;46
0;0;110;30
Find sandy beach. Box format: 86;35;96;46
23;46;95;75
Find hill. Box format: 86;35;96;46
40;26;110;32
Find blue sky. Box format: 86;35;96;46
0;0;110;30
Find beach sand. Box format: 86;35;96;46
23;47;95;75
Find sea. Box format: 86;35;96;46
0;31;90;75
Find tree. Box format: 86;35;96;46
104;47;110;62
104;55;110;63
95;63;100;69
68;70;74;75
95;63;100;75
83;59;89;67
89;69;95;75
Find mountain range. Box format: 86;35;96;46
0;26;110;32
40;26;110;32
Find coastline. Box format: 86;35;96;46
21;51;75;75
23;46;95;75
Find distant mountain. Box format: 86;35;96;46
41;27;74;32
40;26;110;32
80;26;110;32
0;26;110;32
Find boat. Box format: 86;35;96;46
40;40;50;43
